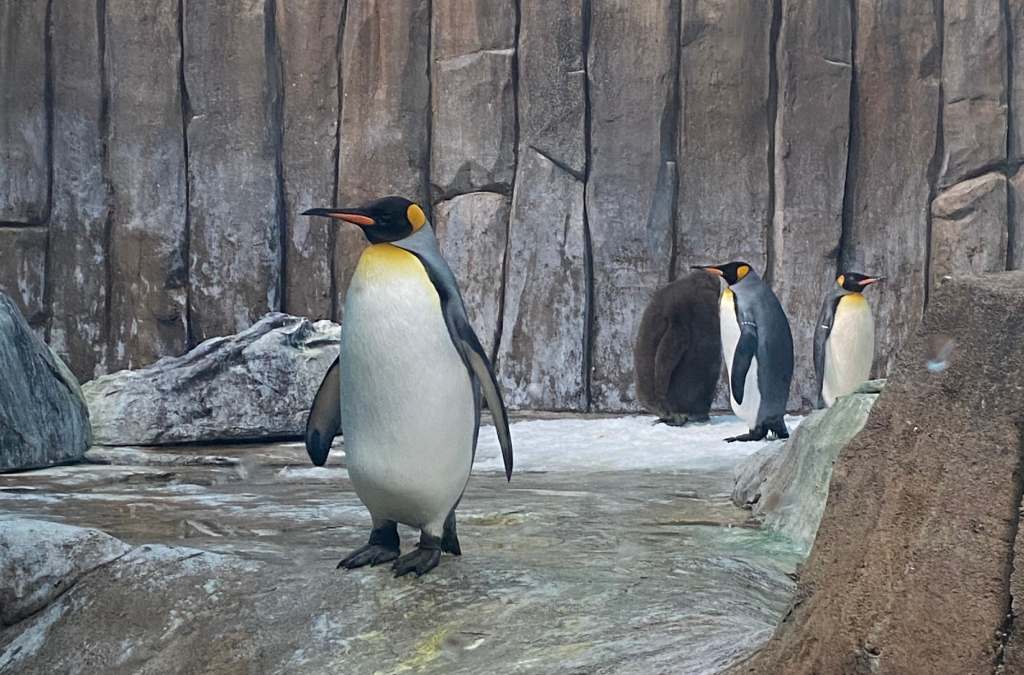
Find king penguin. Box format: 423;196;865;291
813;272;883;408
694;262;794;442
302;196;513;577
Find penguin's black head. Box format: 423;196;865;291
837;272;884;292
303;196;428;244
692;262;753;286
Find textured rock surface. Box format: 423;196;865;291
0;227;47;327
433;192;509;358
83;314;339;446
276;0;341;320
430;0;516;199
939;0;1007;187
929;172;1008;294
0;425;800;674
770;0;852;410
738;273;1024;674
185;0;280;343
106;0;189;370
840;0;940;378
0;520;130;626
732;382;881;553
588;0;678;411
47;0;109;380
334;0;430;321
1010;165;1024;270
0;293;91;472
0;0;48;223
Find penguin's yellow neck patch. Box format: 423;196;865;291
355;243;429;284
840;292;867;306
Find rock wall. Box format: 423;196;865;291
0;0;1019;411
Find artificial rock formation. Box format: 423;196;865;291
0;293;91;472
738;272;1024;674
84;314;339;445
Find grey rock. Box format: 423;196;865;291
83;314;339;445
733;391;878;553
185;0;281;343
516;0;586;176
0;519;131;626
940;1;1007;187
430;0;516;198
47;0;109;381
106;0;189;370
0;293;91;472
770;0;852;410
1009;165;1024;271
854;378;886;395
1011;0;1024;160
433;192;509;358
840;0;940;378
277;0;342;320
334;0;430;320
587;0;678;411
0;227;47;327
929;172;1008;295
0;0;48;223
498;150;587;410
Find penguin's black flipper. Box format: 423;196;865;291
653;320;689;404
731;325;758;405
813;295;841;408
305;357;342;467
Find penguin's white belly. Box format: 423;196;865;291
340;244;475;531
823;294;875;407
720;290;760;429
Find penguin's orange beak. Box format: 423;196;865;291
692;265;723;278
302;207;376;227
859;277;884;286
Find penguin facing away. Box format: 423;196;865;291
634;271;722;425
693;262;794;442
813;272;883;408
303;196;513;577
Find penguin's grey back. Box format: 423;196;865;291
732;272;794;421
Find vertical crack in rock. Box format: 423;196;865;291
581;0;594;412
924;0;945;309
996;432;1024;669
765;0;782;286
837;0;859;274
424;0;434;219
98;0;114;370
265;0;286;312
1005;0;1017;270
667;0;682;283
177;0;194;347
41;0;55;335
330;0;347;321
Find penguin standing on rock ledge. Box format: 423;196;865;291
814;272;883;408
694;262;793;442
303;196;513;578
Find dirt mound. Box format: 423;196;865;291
736;272;1024;674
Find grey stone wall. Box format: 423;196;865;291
0;0;1018;412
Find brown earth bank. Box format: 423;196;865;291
733;271;1024;674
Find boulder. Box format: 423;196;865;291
929;172;1008;296
732;380;882;553
738;272;1024;674
83;314;339;445
0;519;131;626
0;293;92;472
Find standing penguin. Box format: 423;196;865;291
813;272;883;408
302;196;513;577
633;271;722;425
694;262;794;442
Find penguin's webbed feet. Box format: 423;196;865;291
338;522;400;569
393;534;442;577
725;426;769;443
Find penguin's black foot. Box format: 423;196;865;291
725;425;769;443
765;416;790;440
687;412;711;423
654;413;690;427
393;534;442;577
337;522;399;569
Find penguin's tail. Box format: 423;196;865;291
441;509;462;556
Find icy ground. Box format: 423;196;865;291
0;414;804;675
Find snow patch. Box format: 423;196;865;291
473;415;802;473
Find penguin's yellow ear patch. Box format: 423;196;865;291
407;203;426;231
837;274;846;287
737;264;750;280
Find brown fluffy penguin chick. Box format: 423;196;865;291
634;271;722;425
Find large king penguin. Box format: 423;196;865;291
694;262;794;442
302;196;513;577
813;272;883;408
